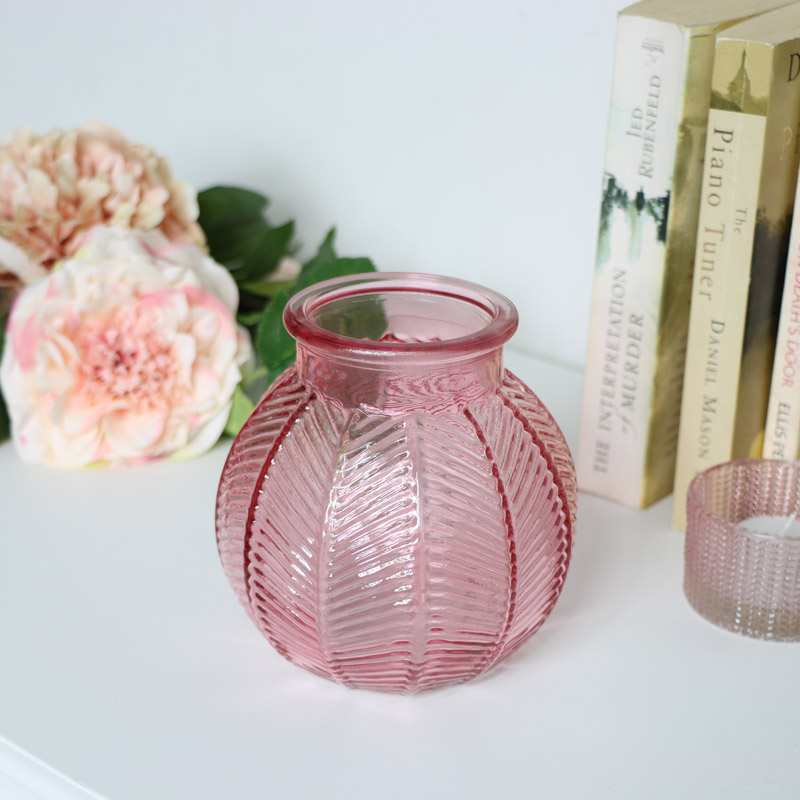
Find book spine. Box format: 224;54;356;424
641;32;719;505
732;39;800;464
578;14;690;508
764;186;800;460
672;39;800;529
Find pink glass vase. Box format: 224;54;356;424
216;273;576;693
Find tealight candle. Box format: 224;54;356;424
737;514;800;538
685;459;800;641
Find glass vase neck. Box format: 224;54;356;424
295;343;504;414
284;273;518;414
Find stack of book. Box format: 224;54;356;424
578;0;800;529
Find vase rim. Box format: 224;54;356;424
284;272;518;358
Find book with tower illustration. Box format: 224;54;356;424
671;3;800;530
578;0;796;510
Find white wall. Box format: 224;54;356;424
1;0;623;368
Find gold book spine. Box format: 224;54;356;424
672;38;800;529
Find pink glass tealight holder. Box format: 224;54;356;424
685;459;800;642
216;273;576;693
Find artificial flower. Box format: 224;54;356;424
271;255;302;282
0;226;251;467
0;122;205;295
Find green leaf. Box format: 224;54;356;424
198;186;268;233
198;187;295;283
253;249;381;373
295;256;377;294
238;277;296;300
256;288;295;370
265;356;296;389
312;294;387;340
234;221;295;282
0;395;8;443
305;258;385;340
204;217;270;266
0;324;9;443
236;310;265;326
302;228;338;275
241;365;267;388
223;384;256;438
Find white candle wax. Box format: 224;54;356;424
737;515;800;538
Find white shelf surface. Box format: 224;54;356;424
1;350;798;800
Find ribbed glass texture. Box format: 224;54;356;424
685;459;800;641
216;273;576;692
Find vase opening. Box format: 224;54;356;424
284;273;519;412
284;272;518;363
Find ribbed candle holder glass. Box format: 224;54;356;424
685;458;800;642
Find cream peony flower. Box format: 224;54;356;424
272;255;302;282
0;122;205;295
0;226;252;468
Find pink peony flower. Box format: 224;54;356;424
0;122;205;295
0;226;252;468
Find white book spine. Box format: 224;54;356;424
764;177;800;460
578;13;685;507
